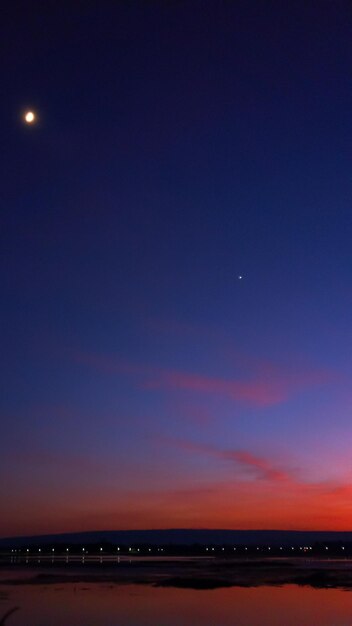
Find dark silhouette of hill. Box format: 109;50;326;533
1;528;352;548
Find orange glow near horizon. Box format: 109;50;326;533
2;472;352;537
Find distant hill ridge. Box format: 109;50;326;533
1;529;352;548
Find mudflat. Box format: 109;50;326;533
2;557;352;590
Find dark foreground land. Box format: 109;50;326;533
2;557;352;591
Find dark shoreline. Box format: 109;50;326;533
2;557;352;591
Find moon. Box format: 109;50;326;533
24;111;36;124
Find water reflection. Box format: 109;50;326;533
2;583;352;626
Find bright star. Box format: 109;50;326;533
24;111;36;124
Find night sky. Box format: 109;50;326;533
2;1;352;537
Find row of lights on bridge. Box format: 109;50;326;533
205;546;345;551
10;546;167;554
10;545;346;553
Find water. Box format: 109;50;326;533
2;582;352;626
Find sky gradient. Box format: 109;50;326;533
1;0;352;537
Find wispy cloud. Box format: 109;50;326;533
166;438;290;482
72;349;335;408
144;369;289;406
163;438;352;520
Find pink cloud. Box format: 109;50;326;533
143;369;287;405
142;365;334;407
71;349;336;408
225;450;289;482
164;438;291;482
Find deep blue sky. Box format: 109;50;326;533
1;1;352;536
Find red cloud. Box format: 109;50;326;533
224;450;289;482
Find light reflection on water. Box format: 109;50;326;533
2;583;352;626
